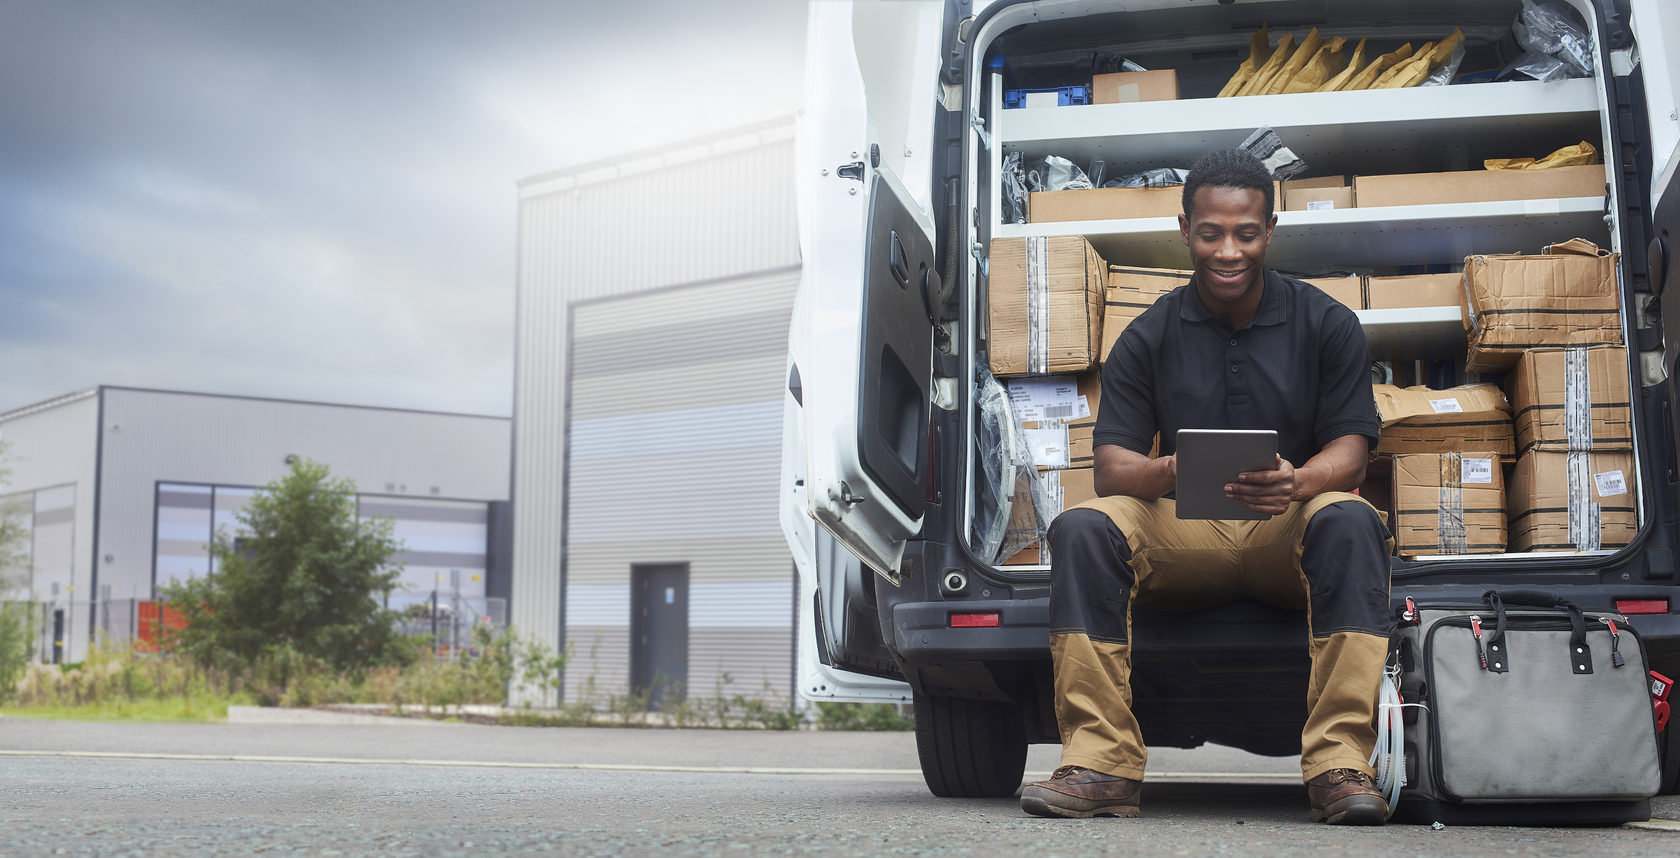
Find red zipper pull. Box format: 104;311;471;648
1404;597;1418;624
1470;615;1488;670
1606;619;1626;668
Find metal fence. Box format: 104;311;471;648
396;594;509;661
5;594;507;664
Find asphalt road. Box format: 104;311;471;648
3;716;1678;857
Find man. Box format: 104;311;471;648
1019;148;1393;825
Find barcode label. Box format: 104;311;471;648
1429;398;1463;414
1594;469;1628;497
1041;403;1075;420
1306;200;1335;211
1461;458;1494;484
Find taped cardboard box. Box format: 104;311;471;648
1091;69;1178;103
1391;452;1507;557
1507;449;1637;552
989;236;1106;376
1031;181;1281;224
1103;265;1189;357
1463;238;1622;373
1365;272;1463;310
1013;371;1102;470
1003;467;1098;565
1372;383;1515;461
1303;276;1363;310
1283;176;1354;211
1507;346;1633;455
1353;163;1605;208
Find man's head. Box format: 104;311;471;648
1178;149;1278;321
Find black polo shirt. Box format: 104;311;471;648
1093;269;1379;467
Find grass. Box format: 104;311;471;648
0;631;914;732
1;691;246;722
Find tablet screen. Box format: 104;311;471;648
1175;429;1278;520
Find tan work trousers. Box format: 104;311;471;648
1049;492;1392;783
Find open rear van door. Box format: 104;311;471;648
791;0;945;585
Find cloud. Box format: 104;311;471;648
0;0;806;416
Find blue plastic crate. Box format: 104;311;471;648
1002;85;1090;109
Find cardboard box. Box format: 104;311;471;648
1463;238;1622;372
988;236;1106;376
1091;69;1179;104
1030;181;1281;224
1508;449;1637;552
1103;265;1189;357
1372;383;1515;461
1365;272;1463;310
1507;346;1633;455
1014;371;1102;470
1304;276;1363;310
1003;467;1098;565
1284;176;1354;212
1353;163;1605;208
1391;452;1508;556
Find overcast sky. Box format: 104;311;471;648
0;0;806;417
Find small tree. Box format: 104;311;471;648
0;440;37;699
162;458;412;680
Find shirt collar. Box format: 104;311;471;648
1180;268;1288;328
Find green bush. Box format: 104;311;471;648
815;700;915;731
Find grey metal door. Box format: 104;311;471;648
630;564;688;712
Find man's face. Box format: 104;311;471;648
1178;185;1277;310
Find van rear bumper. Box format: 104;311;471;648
888;583;1680;665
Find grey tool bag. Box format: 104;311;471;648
1391;589;1661;823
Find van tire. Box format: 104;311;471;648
914;691;1027;797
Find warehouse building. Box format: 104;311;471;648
0;386;511;663
510;119;809;707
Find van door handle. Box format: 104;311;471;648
890;232;910;287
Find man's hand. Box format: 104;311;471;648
1227;455;1295;515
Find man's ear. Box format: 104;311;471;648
1262;212;1278;244
1178;213;1191;247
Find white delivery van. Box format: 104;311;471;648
782;0;1680;797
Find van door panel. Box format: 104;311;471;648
793;0;943;583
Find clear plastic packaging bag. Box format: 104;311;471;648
1420;40;1466;87
972;368;1048;564
1240;126;1309;180
1002;151;1028;224
1516;0;1594;77
1508;49;1570;83
1022;155;1093;193
1104;167;1189;189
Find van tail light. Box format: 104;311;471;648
1616;599;1669;615
949;612;1000;628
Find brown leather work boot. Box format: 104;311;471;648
1307;768;1388;825
1020;765;1143;818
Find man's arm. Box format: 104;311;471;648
1226;433;1370;515
1093;443;1177;500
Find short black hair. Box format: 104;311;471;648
1181;148;1274;221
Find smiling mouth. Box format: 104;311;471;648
1211;268;1247;281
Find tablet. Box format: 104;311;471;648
1174;429;1279;520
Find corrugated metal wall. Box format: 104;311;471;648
510;119;800;702
0;391;100;661
563;267;800;704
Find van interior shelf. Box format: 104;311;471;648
993;196;1610;270
992;77;1601;177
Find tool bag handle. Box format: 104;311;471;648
1481;589;1591;675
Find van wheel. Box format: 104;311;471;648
914;691;1028;798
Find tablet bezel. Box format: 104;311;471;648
1174;428;1279;521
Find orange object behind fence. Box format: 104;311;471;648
136;601;186;652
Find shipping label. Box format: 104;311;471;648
1594;469;1629;498
1008;377;1091;423
1429;398;1464;414
1024;427;1070;469
1461;458;1494;485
